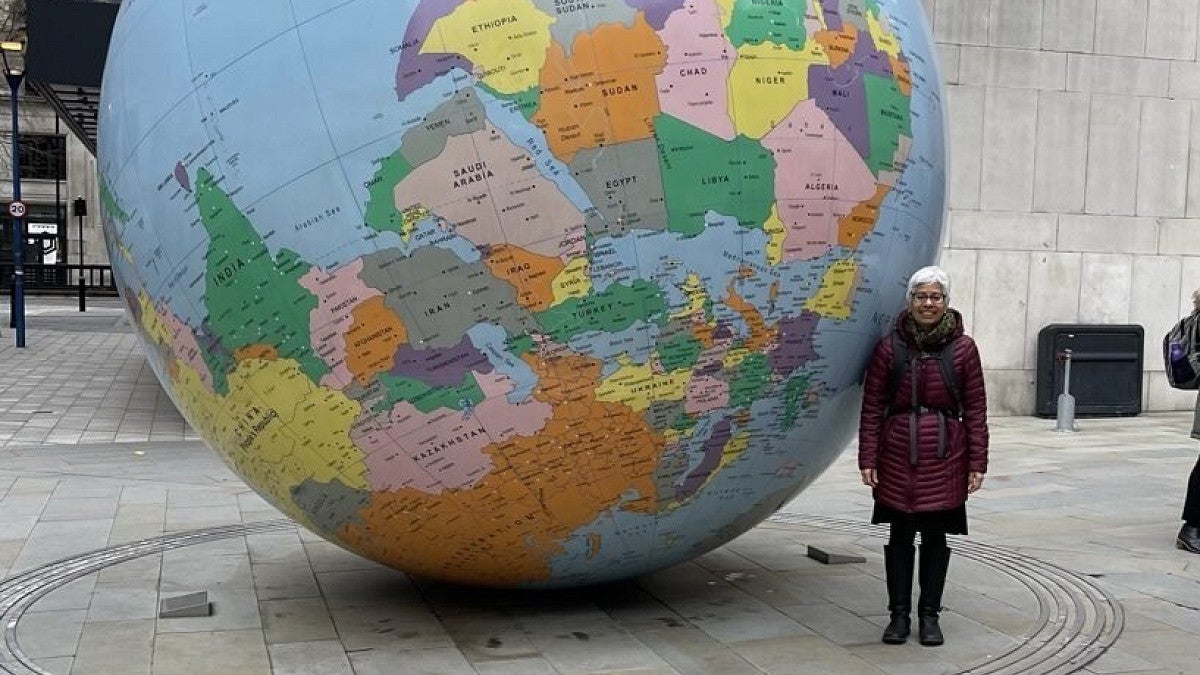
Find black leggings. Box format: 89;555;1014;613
888;519;947;549
1185;454;1200;526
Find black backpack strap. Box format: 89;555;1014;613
936;337;962;416
886;332;908;412
886;333;962;416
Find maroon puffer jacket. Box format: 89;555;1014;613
858;309;989;513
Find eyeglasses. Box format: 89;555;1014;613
912;293;945;304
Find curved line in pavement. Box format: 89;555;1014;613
768;513;1124;675
0;520;294;675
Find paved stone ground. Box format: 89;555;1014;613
0;298;1197;674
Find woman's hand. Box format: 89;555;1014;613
860;468;877;488
967;471;984;493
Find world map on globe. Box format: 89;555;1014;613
98;0;946;587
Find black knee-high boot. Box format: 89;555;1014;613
917;544;951;646
882;544;915;644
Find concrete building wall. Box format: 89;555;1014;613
65;132;100;266
925;0;1200;413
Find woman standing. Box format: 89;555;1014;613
858;266;989;646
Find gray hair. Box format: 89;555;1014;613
907;265;950;300
1192;288;1200;311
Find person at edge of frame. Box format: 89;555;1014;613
1179;289;1200;554
857;265;989;647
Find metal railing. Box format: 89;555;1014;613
0;263;117;295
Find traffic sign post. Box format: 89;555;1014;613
4;47;23;347
6;198;23;346
5;200;10;330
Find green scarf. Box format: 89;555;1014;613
905;311;957;352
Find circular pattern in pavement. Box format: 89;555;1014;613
769;513;1124;675
0;516;1123;674
0;520;294;675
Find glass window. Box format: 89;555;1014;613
18;134;66;181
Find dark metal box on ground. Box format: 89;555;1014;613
1035;324;1143;417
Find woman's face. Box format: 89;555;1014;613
909;282;948;329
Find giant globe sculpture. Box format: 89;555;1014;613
98;0;946;587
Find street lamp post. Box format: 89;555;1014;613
2;40;25;348
74;196;86;312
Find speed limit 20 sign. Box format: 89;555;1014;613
7;200;25;218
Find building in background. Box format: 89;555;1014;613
0;92;99;270
927;0;1200;414
0;0;104;276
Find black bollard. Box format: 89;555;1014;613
74;197;88;313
